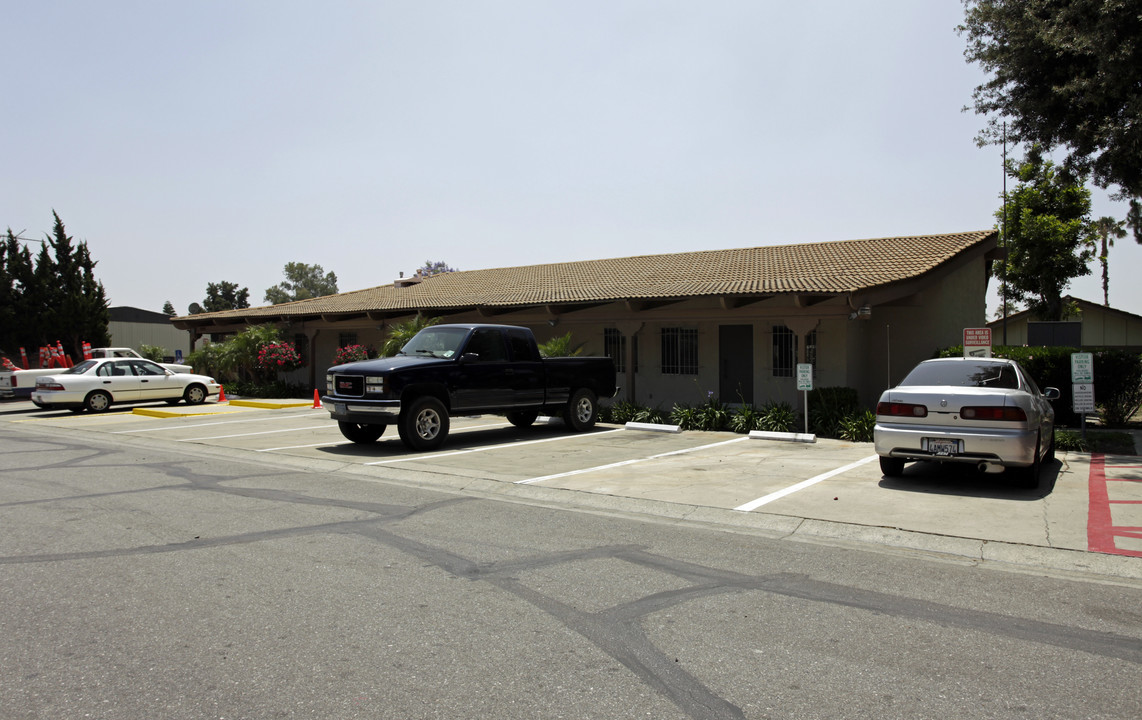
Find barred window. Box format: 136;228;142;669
772;325;796;377
806;330;817;369
338;332;358;348
604;328;626;372
661;327;699;375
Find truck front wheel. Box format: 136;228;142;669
338;421;385;444
399;396;449;451
563;388;598;432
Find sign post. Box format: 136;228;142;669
796;363;813;434
963;328;992;358
1070;352;1094;440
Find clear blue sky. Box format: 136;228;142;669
4;1;1139;318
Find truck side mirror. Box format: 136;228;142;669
460;353;480;364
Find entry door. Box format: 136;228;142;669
719;325;754;404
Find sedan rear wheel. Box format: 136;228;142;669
1014;432;1042;489
84;390;112;413
878;456;905;477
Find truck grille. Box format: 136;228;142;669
332;374;364;397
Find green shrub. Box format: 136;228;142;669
670;403;699;430
808;387;859;438
757;401;797;433
839;410;876;442
1093;350;1142;426
1055;429;1135;454
600;401;666;425
138;344;166;362
729;404;760;433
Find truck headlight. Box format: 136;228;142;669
325;374;333;393
366;376;385;394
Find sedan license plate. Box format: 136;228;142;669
928;439;959;457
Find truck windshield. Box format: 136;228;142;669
401;327;470;358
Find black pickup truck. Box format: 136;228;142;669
322;323;617;451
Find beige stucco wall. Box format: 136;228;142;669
200;252;994;413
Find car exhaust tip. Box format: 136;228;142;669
977;461;1004;474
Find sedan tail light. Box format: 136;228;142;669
876;402;927;418
36;382;66;391
960;406;1027;421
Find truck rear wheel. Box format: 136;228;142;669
399;396;449;451
338;421;385;444
506;410;538;428
563;388;597;432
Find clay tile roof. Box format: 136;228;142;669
175;231;995;323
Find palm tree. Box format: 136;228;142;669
381;313;440;357
1093;216;1127;306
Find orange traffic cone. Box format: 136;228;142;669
217;385;227;403
312;389;322;409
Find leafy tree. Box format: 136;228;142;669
162;300;176;316
992;299;1021;320
381;314;440;357
203;281;250;313
1092;216;1127;306
264;262;338;305
418;260;457;276
960;0;1142;237
994;150;1095;321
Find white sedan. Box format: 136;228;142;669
874;357;1059;486
32;358;221;413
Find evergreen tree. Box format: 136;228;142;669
162;300;176;316
203;281;250;312
0;214;109;357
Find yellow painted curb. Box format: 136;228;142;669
227;399;315;410
132;407;241;418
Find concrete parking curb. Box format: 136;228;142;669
625;421;682;433
749;430;817;443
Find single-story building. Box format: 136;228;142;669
110;306;192;361
172;231;999;409
987;296;1142;351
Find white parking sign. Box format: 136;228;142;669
1071;353;1093;383
796;363;813;391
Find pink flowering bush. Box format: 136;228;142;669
257;342;302;374
334;344;372;365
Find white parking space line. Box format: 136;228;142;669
177;425;334;442
366;428;625;466
257;421;513;452
516;437;750;485
110;411;319;433
734;455;878;512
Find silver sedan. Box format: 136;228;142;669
874;357;1059;486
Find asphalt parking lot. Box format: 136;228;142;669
2;397;1140;579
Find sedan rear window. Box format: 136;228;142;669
900;362;1019;389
